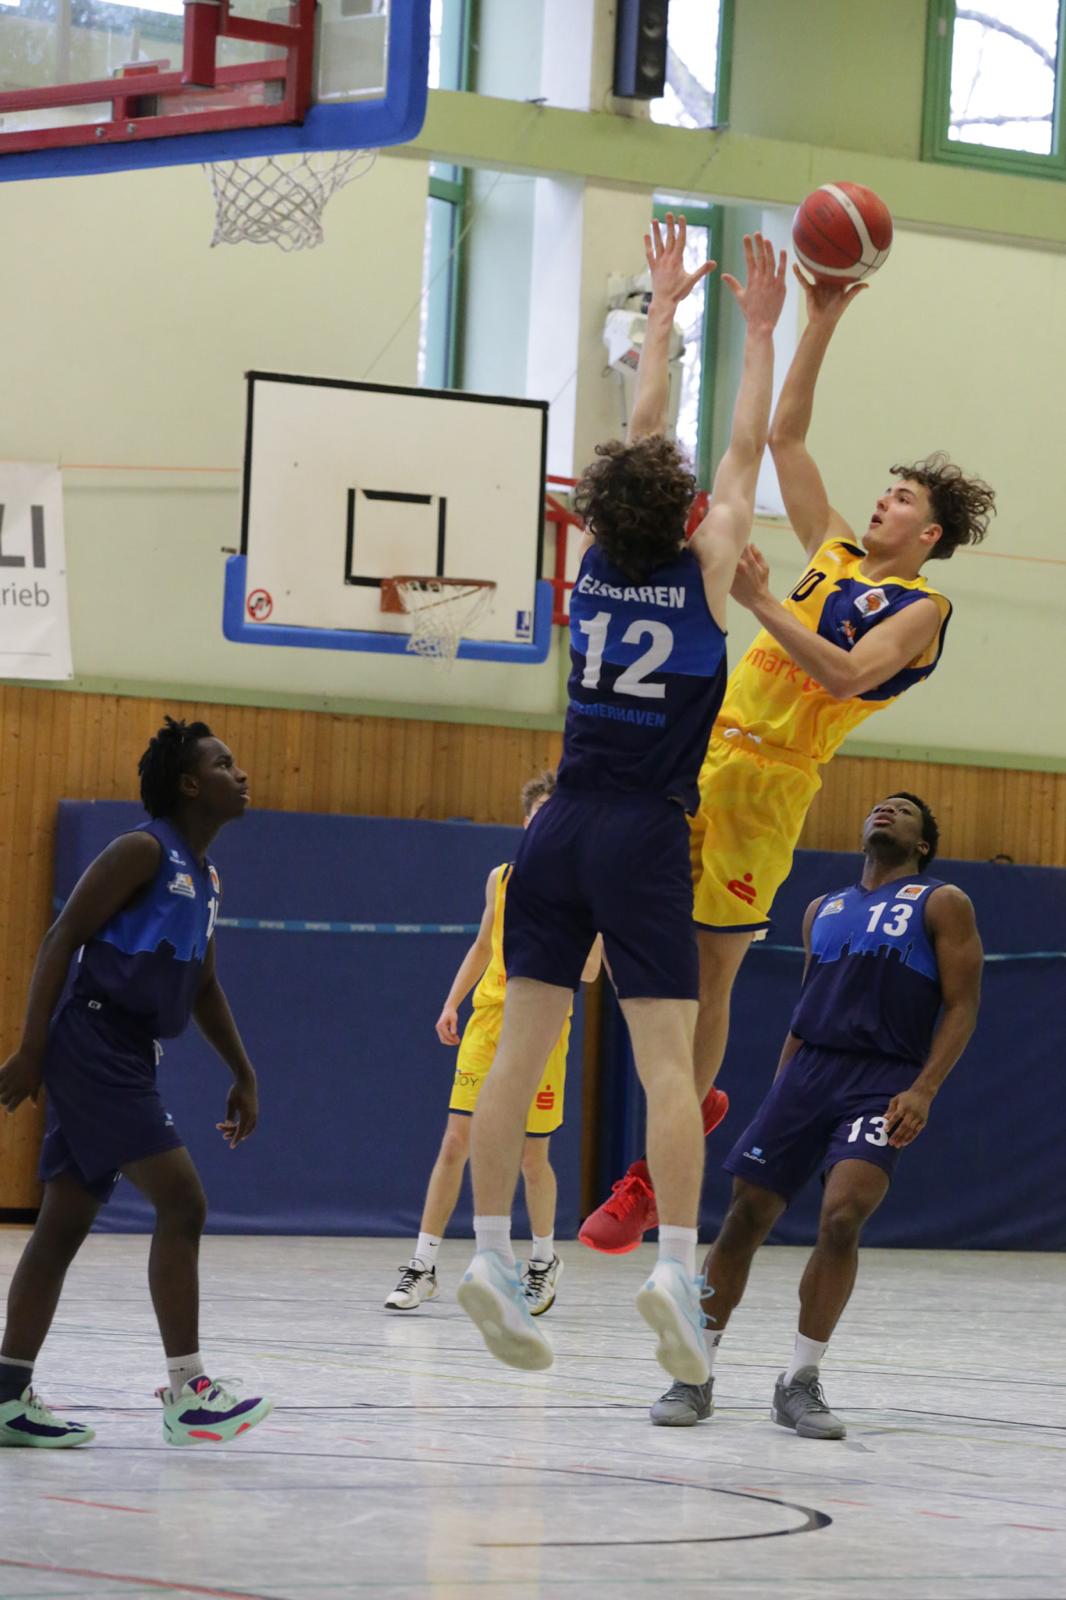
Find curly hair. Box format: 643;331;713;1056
573;435;696;583
520;768;556;819
889;453;996;561
138;716;213;819
887;791;939;872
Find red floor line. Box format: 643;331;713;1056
0;1558;283;1600
45;1495;155;1514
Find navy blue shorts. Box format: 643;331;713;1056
503;790;699;1001
38;999;183;1203
723;1043;917;1200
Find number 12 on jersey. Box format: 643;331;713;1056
578;611;674;700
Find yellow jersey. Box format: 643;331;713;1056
718;538;951;765
471;864;577;1019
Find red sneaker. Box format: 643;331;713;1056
701;1086;730;1137
579;1159;659;1254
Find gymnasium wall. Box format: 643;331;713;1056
1;4;1064;759
2;684;1064;1211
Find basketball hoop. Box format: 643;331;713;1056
204;149;376;251
381;576;497;664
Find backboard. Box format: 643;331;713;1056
223;372;553;665
0;0;429;181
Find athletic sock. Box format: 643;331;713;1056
657;1225;698;1277
474;1215;515;1266
530;1233;555;1265
703;1329;722;1374
0;1356;34;1403
167;1353;206;1397
785;1332;828;1383
414;1233;442;1271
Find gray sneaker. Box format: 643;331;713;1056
771;1366;846;1439
650;1377;714;1427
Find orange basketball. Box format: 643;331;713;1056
792;182;893;283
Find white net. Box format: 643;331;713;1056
204;149;377;251
394;579;496;664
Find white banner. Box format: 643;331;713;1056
0;463;73;681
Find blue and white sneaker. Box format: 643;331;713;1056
0;1386;94;1448
635;1261;710;1385
158;1376;272;1447
457;1251;554;1370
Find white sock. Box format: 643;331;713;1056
414;1233;442;1271
703;1328;722;1373
167;1353;206;1396
530;1232;555;1265
785;1331;828;1383
657;1225;697;1277
474;1215;514;1265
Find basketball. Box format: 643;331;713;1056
792;182;893;283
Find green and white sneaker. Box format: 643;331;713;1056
158;1376;272;1447
771;1367;846;1439
522;1254;563;1316
0;1386;95;1448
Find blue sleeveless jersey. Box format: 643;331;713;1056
558;544;727;811
790;876;944;1065
72;818;220;1038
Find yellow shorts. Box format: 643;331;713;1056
689;731;822;932
448;1004;568;1136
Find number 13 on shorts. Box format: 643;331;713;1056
847;1115;888;1147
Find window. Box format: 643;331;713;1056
419;0;472;388
924;0;1066;179
649;0;733;130
651;198;722;488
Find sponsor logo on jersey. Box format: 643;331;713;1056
896;882;929;900
169;848;185;865
535;1087;556;1111
854;587;888;617
727;872;757;905
208;865;221;895
819;896;846;916
839;619;857;644
167;872;196;899
743;1146;767;1165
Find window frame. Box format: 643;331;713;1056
650;0;735;131
651;198;723;490
922;0;1066;181
423;0;476;388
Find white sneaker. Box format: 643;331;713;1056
522;1254;564;1316
635;1260;710;1385
384;1260;440;1310
457;1251;554;1370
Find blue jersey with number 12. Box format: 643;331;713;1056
558;544;727;811
790;875;945;1066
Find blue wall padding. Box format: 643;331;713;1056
51;802;585;1238
602;851;1066;1250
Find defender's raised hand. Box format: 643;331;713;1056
643;212;717;307
722;233;788;332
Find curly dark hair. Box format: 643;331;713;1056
520;769;556;818
573;435;696;583
138;716;213;819
887;791;940;872
889;453;996;561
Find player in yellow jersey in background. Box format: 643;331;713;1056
386;771;600;1313
580;267;996;1254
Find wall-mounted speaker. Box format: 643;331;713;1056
613;0;669;100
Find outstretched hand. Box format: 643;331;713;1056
793;262;868;325
644;212;717;308
722;234;788;333
730;544;772;610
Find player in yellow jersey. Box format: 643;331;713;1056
386;771;600;1314
580;268;996;1254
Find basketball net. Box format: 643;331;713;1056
390;579;496;665
204;149;376;251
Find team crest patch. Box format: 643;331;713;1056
819;896;846;916
208;865;221;895
167;872;196;899
896;883;929;901
854;587;888;617
168;848;185;865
